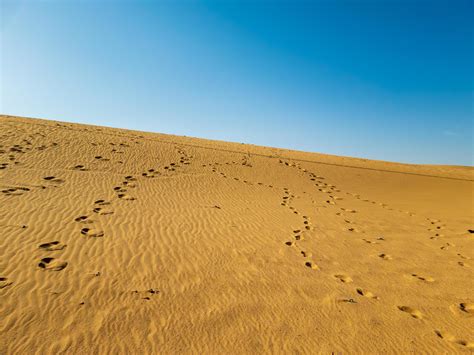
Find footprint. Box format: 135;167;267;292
142;169;159;178
38;257;68;271
43;176;64;183
411;274;435;283
0;277;13;289
356;288;379;299
440;243;454;250
94;199;111;206
118;194;135;200
2;187;29;196
123;181;137;188
305;261;319;270
75;215;93;223
435;330;474;348
92;207;113;215
81;228;104;238
73;165;86;171
378;253;392;260
334;274;353;283
39;241;66;251
362;239;377;244
301;251;312;258
398;306;423;319
455;340;474;348
459;303;474;314
435;330;456;342
132;288;161;301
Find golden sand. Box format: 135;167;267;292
1;115;473;353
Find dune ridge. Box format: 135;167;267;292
1;114;473;354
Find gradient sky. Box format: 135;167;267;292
1;0;473;165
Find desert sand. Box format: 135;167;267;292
0;114;473;354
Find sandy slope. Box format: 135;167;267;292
0;114;473;354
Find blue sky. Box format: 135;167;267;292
1;0;472;165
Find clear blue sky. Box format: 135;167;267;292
1;0;473;165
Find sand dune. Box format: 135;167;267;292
1;114;473;354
